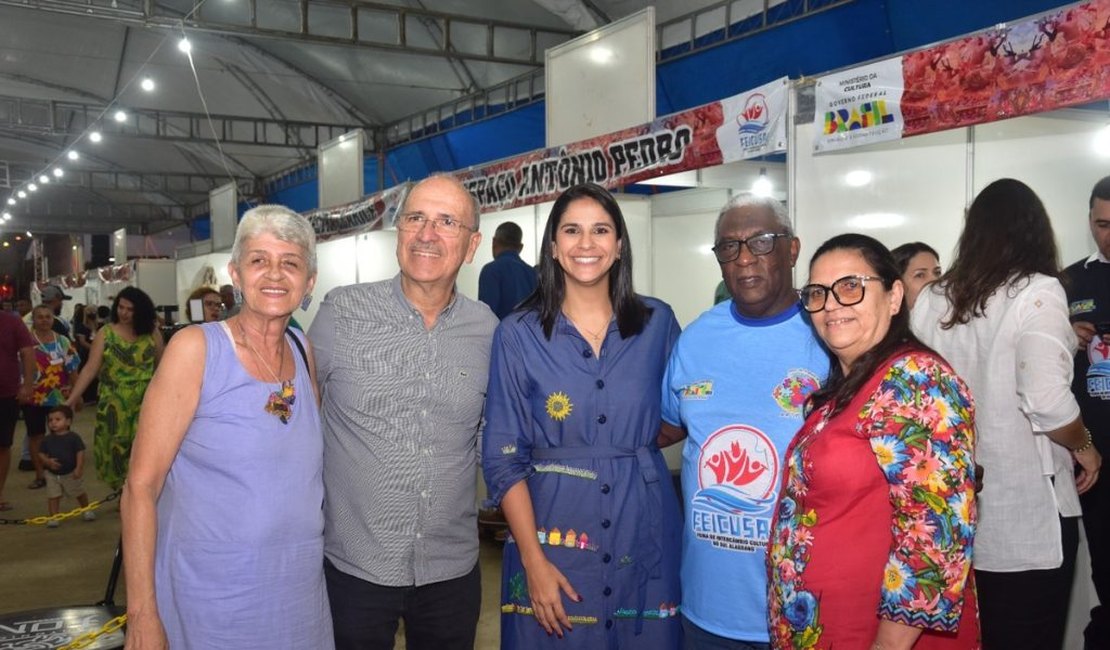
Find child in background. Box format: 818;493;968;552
38;405;94;528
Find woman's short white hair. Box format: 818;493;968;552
230;204;317;275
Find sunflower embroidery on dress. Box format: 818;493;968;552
545;391;573;421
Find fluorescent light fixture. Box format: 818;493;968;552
27;184;37;192
38;175;49;184
6;198;14;206
141;77;155;92
637;170;699;187
17;191;26;199
89;131;103;143
751;168;773;197
114;110;127;122
845;170;873;187
53;168;64;178
25;231;31;238
178;37;192;54
67;151;79;161
1;212;9;220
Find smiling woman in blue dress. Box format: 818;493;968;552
482;183;682;648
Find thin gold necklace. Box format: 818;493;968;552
238;322;296;424
564;311;612;343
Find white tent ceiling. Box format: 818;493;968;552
0;0;732;234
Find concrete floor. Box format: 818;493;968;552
0;406;504;648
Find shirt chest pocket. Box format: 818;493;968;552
441;364;488;425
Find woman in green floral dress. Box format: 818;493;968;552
68;287;163;489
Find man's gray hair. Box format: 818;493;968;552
407;172;482;230
230;204;318;275
715;192;793;238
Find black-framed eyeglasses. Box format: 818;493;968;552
397;212;477;238
712;233;790;263
798;275;885;313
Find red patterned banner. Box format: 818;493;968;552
456;106;724;213
902;0;1110;136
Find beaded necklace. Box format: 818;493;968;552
238;322;295;424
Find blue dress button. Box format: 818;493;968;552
582;349;592;358
603;586;612;596
596;379;605;389
601;519;611;528
602;553;612;563
605;620;613;629
600;484;611;494
597;414;607;424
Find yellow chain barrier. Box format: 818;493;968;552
56;613;127;650
0;490;120;526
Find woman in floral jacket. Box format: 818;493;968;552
767;233;979;649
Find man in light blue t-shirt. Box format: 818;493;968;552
659;194;829;649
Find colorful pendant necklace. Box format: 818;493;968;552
239;322;295;424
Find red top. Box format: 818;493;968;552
0;311;34;398
768;350;980;649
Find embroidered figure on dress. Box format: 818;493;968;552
545;391;573;421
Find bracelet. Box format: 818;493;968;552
1073;429;1095;454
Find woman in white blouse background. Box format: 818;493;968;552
912;178;1101;650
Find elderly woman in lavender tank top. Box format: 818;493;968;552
120;205;333;650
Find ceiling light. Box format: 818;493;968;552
178;37;192;54
53;168;63;178
114;110;127;122
72;244;78;251
5;198;14;206
845;170;873;187
141;77;155;92
67;151;79;161
27;184;37;192
25;231;31;238
2;242;8;248
751;168;773;197
17;191;26;199
1;212;9;220
1095;124;1110;157
38;175;49;184
14;236;21;241
89;131;103;143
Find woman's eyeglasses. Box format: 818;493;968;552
798;275;884;313
711;233;789;264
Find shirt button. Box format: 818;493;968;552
421;409;427;417
601;519;611;528
595;379;604;389
421;490;428;498
603;586;612;596
597;414;607;424
605;620;613;629
582;349;592;358
415;533;422;539
601;484;611;494
602;553;611;563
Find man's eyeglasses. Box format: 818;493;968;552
397;212;476;238
712;233;790;264
202;300;224;309
798;275;885;313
